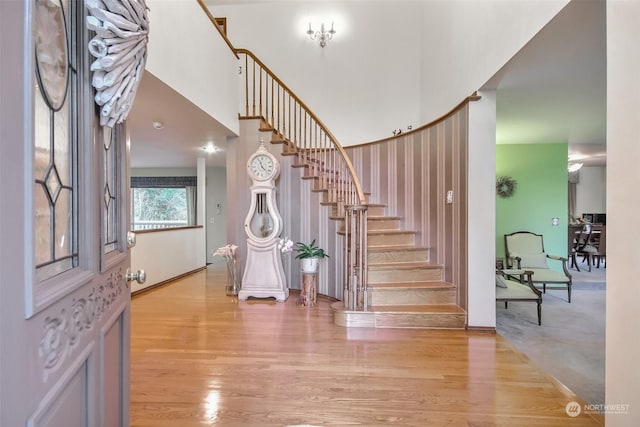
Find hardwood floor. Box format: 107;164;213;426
130;266;603;426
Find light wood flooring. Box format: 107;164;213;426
130;266;604;426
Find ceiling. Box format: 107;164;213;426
128;72;233;168
127;0;606;169
484;0;606;167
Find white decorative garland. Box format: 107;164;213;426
86;0;149;127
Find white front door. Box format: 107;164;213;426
1;2;134;425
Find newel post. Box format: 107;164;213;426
344;205;368;311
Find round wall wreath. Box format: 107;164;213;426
86;0;149;128
496;176;517;198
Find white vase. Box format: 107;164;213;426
301;257;319;273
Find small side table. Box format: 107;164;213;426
298;272;317;307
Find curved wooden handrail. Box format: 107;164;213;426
358;93;482;146
235;48;366;206
196;0;239;59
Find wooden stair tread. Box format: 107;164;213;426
368;281;454;289
368;261;442;270
367;216;402;221
368;245;430;252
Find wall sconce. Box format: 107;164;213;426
307;22;335;48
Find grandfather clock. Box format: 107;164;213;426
238;140;288;302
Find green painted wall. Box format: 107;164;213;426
496;143;568;271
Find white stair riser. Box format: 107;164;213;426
368;233;415;246
368;248;429;263
333;309;465;329
369;288;456;306
337;218;401;233
369;267;442;283
374;312;466;329
367;218;401;230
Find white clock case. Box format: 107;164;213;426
239;144;288;302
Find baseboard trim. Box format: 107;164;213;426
131;266;207;297
466;325;496;333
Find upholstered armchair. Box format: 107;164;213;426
495;270;543;325
504;231;573;302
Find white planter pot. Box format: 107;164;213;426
301;257;320;273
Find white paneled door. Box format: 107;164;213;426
1;1;133;426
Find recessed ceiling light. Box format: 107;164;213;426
152;121;164;130
202;144;219;154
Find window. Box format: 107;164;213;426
103;125;120;253
130;176;197;230
34;0;78;281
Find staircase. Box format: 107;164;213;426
260;122;466;329
332;204;466;329
237;49;466;330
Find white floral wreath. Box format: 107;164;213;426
86;0;149;127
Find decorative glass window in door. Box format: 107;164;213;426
103;125;119;254
34;0;78;281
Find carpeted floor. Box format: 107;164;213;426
496;260;605;405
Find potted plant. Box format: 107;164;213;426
295;239;329;273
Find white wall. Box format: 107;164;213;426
468;90;497;328
575;166;606;217
206;166;228;264
606;1;640;425
420;0;568;125
209;0;567;146
146;0;239;135
129;227;206;293
131;166;228;265
129;160;209;290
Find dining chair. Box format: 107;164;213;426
575;225;606;271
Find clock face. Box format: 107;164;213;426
249;154;275;180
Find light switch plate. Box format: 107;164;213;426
446;190;454;204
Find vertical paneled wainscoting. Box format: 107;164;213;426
336;104;469;328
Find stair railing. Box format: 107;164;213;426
235;48;368;310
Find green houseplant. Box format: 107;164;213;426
294;239;329;260
295;239;329;273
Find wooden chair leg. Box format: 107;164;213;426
571;253;581;271
537;301;542;326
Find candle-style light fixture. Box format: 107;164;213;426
307;22;336;48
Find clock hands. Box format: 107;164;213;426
250;155;274;179
258;158;272;173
